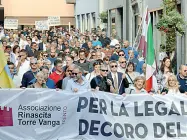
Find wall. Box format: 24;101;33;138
147;0;162;10
75;0;99;15
106;0;124;9
75;0;100;32
2;0;74;17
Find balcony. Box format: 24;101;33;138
66;0;76;4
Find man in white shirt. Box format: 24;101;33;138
65;65;90;92
13;49;30;87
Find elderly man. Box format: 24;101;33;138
129;50;139;65
177;64;187;93
65;65;90;92
61;64;76;89
91;64;114;93
108;60;129;95
21;58;38;88
122;40;138;59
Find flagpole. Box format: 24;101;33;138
117;7;147;94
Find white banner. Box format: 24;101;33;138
48;16;61;26
35;20;49;31
0;89;187;140
4;19;18;29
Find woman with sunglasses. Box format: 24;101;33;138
86;62;101;82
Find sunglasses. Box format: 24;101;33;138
65;52;70;53
111;65;118;68
115;47;120;49
94;62;101;65
72;72;78;76
68;70;73;72
104;59;109;61
31;63;37;65
43;55;48;57
101;69;108;72
96;48;101;50
119;54;124;56
120;61;126;64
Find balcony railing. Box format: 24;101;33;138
66;0;76;4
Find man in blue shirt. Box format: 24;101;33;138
121;40;138;59
21;58;38;88
65;65;90;92
92;34;102;47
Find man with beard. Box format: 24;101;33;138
47;49;57;65
91;64;114;93
65;65;90;92
74;50;90;75
92;34;102;47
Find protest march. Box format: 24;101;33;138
0;2;187;139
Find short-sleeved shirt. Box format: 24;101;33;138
65;77;90;92
49;71;64;84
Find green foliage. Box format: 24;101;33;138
99;11;108;23
156;0;186;52
156;10;185;36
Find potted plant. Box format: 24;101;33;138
156;0;186;52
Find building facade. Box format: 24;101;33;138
74;0;187;65
0;0;75;26
74;0;101;33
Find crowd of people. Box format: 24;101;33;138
1;25;187;95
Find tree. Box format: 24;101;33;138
99;11;108;23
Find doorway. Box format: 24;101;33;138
0;7;4;25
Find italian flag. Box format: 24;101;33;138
145;11;156;92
